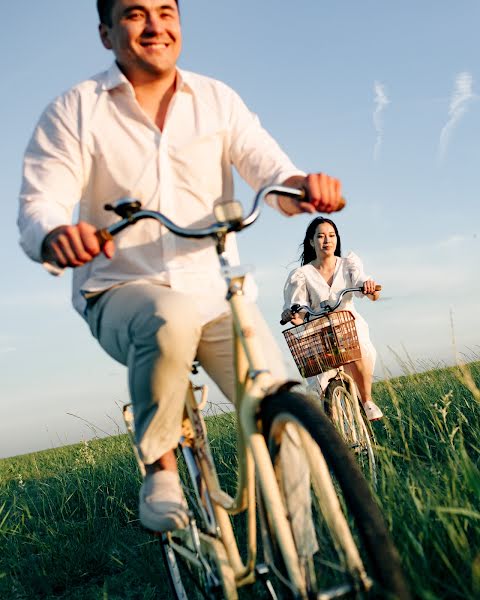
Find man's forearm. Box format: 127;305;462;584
278;175;310;215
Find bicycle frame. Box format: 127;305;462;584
113;185;313;596
175;272;307;593
283;286;380;489
98;185;411;599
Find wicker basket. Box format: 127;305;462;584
283;310;361;377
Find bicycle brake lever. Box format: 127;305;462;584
280;304;304;325
104;198;142;219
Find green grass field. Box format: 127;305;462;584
1;361;479;599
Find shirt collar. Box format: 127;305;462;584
101;62;130;91
176;68;194;94
101;62;194;95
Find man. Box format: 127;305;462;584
18;0;343;532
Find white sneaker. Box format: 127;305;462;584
363;401;384;421
139;470;189;533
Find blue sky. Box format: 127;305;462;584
1;1;479;458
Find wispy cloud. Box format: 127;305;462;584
437;234;468;248
362;234;479;297
0;346;16;354
439;71;476;160
373;81;390;161
0;335;17;354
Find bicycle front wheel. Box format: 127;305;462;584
326;379;377;486
260;389;410;599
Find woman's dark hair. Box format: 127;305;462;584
300;217;342;265
97;0;179;26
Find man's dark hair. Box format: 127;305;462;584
97;0;179;27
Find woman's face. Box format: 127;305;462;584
310;222;337;259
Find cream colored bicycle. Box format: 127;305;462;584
97;186;410;599
281;291;380;486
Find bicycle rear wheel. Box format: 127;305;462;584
259;389;410;600
325;379;377;486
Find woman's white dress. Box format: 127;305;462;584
283;252;376;389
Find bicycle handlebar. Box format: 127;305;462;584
280;285;382;325
95;184;346;246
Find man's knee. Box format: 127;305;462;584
131;293;202;358
88;283;203;364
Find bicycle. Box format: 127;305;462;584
96;185;410;599
281;290;381;485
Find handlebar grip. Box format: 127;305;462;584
362;284;382;294
95;228;113;247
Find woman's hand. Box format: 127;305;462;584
281;309;305;325
362;280;381;301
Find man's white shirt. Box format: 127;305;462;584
18;63;303;322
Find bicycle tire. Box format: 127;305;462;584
161;445;237;600
260;389;410;600
326;379;377;486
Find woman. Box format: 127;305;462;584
282;217;383;421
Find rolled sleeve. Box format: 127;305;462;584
18;97;84;263
227;87;304;209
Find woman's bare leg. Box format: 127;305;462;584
344;357;374;403
344;358;383;420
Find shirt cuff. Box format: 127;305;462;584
264;170;306;216
42;261;65;277
266;193;295;216
19;216;63;261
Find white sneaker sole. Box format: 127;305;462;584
139;500;189;533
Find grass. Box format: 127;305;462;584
372;361;480;599
1;361;479;599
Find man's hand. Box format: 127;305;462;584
279;173;343;215
41;221;115;268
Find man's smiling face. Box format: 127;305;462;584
100;0;182;82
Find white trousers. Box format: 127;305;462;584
86;280;287;463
